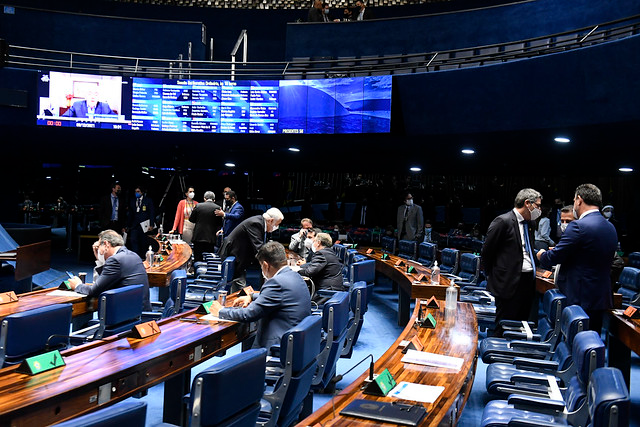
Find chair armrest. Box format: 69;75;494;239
500;320;535;328
513;358;559;372
509;340;551;352
507;394;565;413
510;372;554;385
141;311;162;322
503;331;541;341
317;289;338;297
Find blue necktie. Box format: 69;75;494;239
111;196;118;221
522;222;536;277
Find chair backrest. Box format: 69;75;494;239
0;303;72;366
314;292;351;388
333;243;348;264
458;253;480;283
560;305;589;347
538;288;567;343
341;281;368;359
169;269;187;313
345;249;359;267
587;368;630;427
381;236;396;254
53;401;147;427
190;348;267;427
221;256;236;283
572;331;605;388
617;266;640;303
96;284;144;339
350;259;375;284
398;240;417;260
417;242;436;267
440;248;460;274
627;252;640;269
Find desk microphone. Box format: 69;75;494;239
330;353;374;385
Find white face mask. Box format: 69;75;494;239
304;238;314;249
405;199;413;206
310;242;318;253
188;192;195;199
529;206;541;222
603;211;612;219
97;250;106;264
271;224;279;232
560;223;569;233
573;208;579;219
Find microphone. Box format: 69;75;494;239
330;353;374;385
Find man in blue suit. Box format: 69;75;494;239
127;186;156;259
63;88;115;118
69;229;151;311
215;190;244;238
537;183;617;334
211;241;311;349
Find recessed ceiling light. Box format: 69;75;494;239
554;137;570;143
461;149;475;155
619;167;633;173
410;167;421;172
225;163;236;168
288;147;300;152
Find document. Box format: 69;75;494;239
140;219;151;233
47;290;87;297
401;349;463;371
389;381;445;403
199;314;238;323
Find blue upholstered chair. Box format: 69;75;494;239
144;269;188;320
381;236;396;254
397;239;417;261
0;303;72;367
193;252;222;278
71;285;144;342
258;315;322;427
187;348;267;427
53;401;147;427
184;256;235;310
480;366;628;427
485;330;605;398
341;281;368;358
417;242;436;267
456;253;481;285
333;243;348;265
312;291;350;392
439;248;460;275
480;305;589;365
616;266;640;306
349;259;375;303
627;251;640;269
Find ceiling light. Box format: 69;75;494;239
619;167;633;173
288;147;300;152
225;163;236;168
409;167;421;172
461;149;475;155
554;137;570;143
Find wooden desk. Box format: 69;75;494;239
0;288;92;321
358;249;451;325
607;310;640;390
0;309;253;426
300;302;478;426
145;241;192;289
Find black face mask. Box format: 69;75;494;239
116;190;121;195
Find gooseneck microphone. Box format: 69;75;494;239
330;353;375;385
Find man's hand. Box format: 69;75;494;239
68;276;83;290
209;300;223;316
92;240;100;259
536;249;546;260
216;229;223;235
215;209;225;217
233;296;252;308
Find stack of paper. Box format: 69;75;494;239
401;349;463;371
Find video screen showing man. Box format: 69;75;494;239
63;86;115;118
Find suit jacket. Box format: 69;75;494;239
539;211;617;310
75;247;151;311
308;7;324;22
397;204;424;241
218;215;266;273
222;201;244;237
297;247;344;292
98;193;125;229
189;201;221;244
352;7;374;20
128;195;155;232
481;210;536;299
63;100;114;118
218;267;311;349
172;199;198;234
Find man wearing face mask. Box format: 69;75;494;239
215;190;244;239
537;184;617;334
68;229;151;311
99;182;125;233
210;241;311;349
127;186;156;260
397;193;424;242
558;205;575;236
482;188;542;337
219;207;284;292
294;232;344;303
289;218;315;259
189;191;222;262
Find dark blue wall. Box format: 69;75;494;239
285;0;640;59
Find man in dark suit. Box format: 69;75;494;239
296;232;344;303
397;193;424;242
127;186;155;260
69;229;151;311
350;0;374;20
215;190;244;238
188;191;222;262
308;0;324;22
98;182;125;232
218;207;284;292
482;188;542;337
62;88;115;118
537;184;617;334
211;241;311;349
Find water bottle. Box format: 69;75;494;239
446;279;458;312
431;261;440;284
145;246;154;265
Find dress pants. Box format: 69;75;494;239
493;272;536;337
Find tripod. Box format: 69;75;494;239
158;171;187;231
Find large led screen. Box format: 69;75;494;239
37;71;392;134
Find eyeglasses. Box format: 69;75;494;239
529;201;541;209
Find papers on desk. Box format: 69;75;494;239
389;381;445;403
47;290;87;298
401;349;463;371
140;220;151;233
199;314;238;323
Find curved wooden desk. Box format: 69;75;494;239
300;301;478;426
145;241;192;288
0;288;93;322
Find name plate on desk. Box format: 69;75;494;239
623;306;640;319
18;350;65;375
415;274;426;282
238;286;255;297
540;270;553;278
363;368;397;397
0;291;18;304
131;320;161;338
425;296;440;308
366;248;374;254
381;253;390;261
58;280;72;290
196;300;214;314
406;265;416;274
395;260;405;267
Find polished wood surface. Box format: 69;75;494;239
0;288;92;321
0;304;252;426
15;240;51;281
300;302;478;426
145;241;192;288
607;310;640;389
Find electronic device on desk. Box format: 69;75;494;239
340;399;427;426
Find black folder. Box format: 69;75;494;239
340;399;427;426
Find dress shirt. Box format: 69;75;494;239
513;208;534;273
579;208;600;220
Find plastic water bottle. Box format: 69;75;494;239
146;246;154;265
431;261;440;284
446;279;458;313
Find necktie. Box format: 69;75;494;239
404;206;409;220
112;196;118;221
522;222;536;277
360;206;366;225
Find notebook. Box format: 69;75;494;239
340;399;427;426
